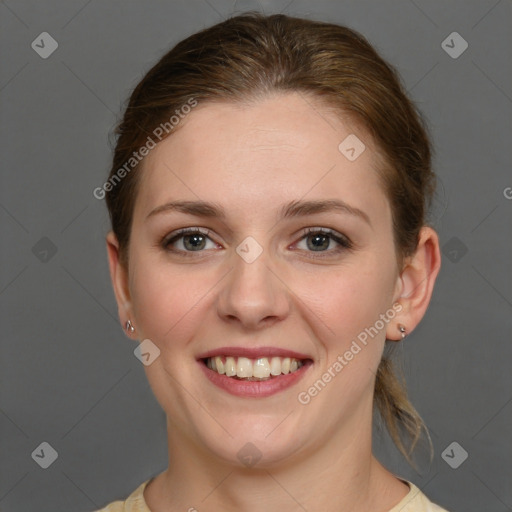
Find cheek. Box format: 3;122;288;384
301;266;395;403
307;262;395;340
129;255;209;347
303;256;397;393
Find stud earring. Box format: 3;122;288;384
398;324;406;339
125;319;135;333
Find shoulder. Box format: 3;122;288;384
388;480;451;512
93;479;152;512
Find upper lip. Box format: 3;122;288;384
197;346;312;361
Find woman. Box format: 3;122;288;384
96;12;447;512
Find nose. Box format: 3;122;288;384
216;242;290;330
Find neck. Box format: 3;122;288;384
145;408;408;512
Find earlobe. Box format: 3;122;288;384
387;227;441;340
106;231;134;336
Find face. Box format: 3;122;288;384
111;92;407;467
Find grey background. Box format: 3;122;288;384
1;1;511;511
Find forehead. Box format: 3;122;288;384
134;92;390;225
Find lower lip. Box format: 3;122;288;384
198;359;312;398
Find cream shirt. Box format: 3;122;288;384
94;478;450;511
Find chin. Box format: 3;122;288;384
192;413;308;470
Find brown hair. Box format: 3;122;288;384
105;12;435;464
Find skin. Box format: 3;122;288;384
106;92;441;512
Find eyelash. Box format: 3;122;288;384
160;227;353;259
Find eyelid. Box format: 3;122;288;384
299;226;349;240
164;226;213;240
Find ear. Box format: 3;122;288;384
387;226;441;340
106;231;136;339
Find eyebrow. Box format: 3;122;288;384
146;198;371;226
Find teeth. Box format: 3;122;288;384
225;356;236;377
205;355;305;379
253;358;271;378
214;356;225;375
237;357;253;378
270;357;281;376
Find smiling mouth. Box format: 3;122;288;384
202;356;310;381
